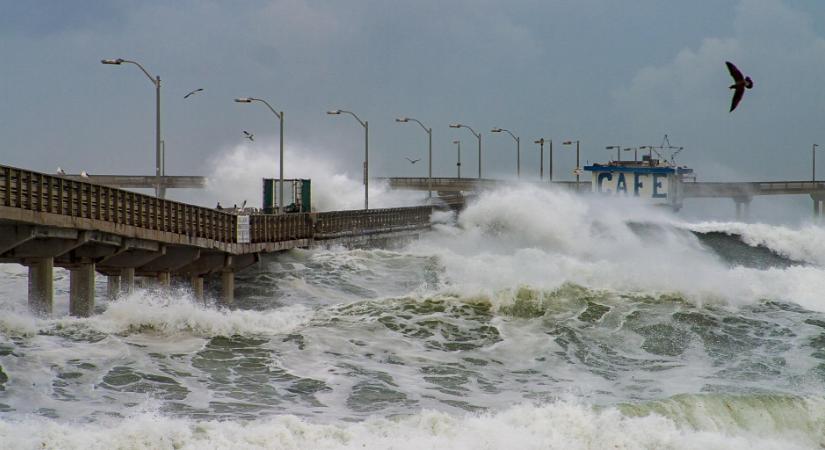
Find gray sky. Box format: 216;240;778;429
1;0;824;215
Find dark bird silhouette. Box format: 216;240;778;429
184;88;203;99
726;61;753;112
243;131;254;141
405;157;421;164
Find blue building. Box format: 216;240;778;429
584;156;694;210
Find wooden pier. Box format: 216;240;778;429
0;164;433;316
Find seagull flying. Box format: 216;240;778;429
726;61;753;112
56;167;66;175
184;88;204;99
80;171;89;178
405;157;421;164
243;131;254;141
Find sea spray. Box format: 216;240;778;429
1;399;822;449
200;145;421;211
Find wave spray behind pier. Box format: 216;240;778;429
2;184;825;449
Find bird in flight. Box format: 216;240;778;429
184;88;204;99
725;61;753;112
243;131;254;141
405;157;421;164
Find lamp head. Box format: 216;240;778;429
234;98;253;103
327;110;342;115
395;117;409;122
449;123;461;128
101;58;124;65
563;141;573;145
491;128;503;133
605;145;618;149
534;139;543;144
452;140;460;144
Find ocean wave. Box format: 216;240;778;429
51;290;314;338
687;221;825;266
1;396;821;450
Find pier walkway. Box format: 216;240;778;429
0;164;432;317
385;177;825;217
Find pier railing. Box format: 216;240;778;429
314;207;433;239
1;165;237;241
1;165;433;246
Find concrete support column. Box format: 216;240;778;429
107;275;121;301
121;267;135;295
812;195;824;220
734;197;751;222
27;257;54;316
69;263;95;317
220;270;234;305
157;271;171;289
191;275;205;302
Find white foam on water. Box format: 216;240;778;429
686;221;825;266
79;289;313;338
0;398;821;450
408;184;825;312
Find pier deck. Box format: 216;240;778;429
0;164;433;316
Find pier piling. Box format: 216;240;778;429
69;263;95;317
121;268;135;295
191;275;205;302
107;275;121;300
27;257;53;316
220;270;234;305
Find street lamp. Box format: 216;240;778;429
453;140;461;178
101;57;164;198
396;117;432;200
605;145;621;162
534;138;551;181
814;143;821;182
235;97;285;213
491;127;521;178
639;145;654;161
563;140;581;186
328;109;369;209
449;123;482;179
624;147;638;162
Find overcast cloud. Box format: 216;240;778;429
1;0;824;218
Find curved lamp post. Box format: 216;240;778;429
605;145;622;162
491;127;520;178
235;97;284;213
563;140;581;186
453;140;461;178
396;117;432;200
328;110;369;210
449;123;481;179
534;138;551;181
101;58;164;198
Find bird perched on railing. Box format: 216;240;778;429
80;171;89;178
243;131;254;141
56;167;66;175
726;61;753;112
405;157;421;164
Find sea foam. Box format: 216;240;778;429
1;398;821;450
